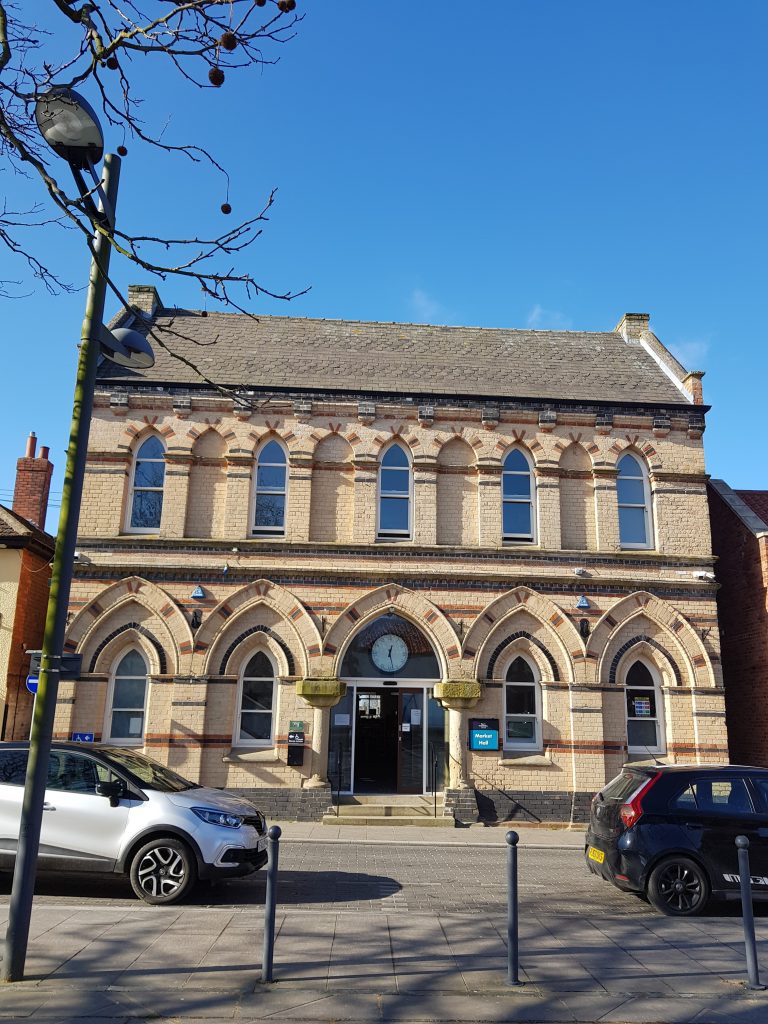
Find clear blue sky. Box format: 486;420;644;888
2;2;766;527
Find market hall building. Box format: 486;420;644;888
52;285;727;822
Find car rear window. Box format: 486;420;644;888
671;777;754;814
600;771;649;802
0;749;29;785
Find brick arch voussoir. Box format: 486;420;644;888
199;601;308;678
247;426;303;458
323;585;459;678
606;438;662;473
609;635;683;687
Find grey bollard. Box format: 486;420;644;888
735;835;765;991
506;830;522;986
261;825;281;983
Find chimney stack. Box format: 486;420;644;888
12;432;54;530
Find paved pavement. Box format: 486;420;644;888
0;824;766;1023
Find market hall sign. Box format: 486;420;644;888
468;717;500;751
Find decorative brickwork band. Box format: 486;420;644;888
219;625;296;676
608;635;682;686
487;631;560;681
88;622;167;675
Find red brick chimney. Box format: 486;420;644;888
12;432;54;530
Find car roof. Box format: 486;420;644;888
0;741;142;757
623;763;768;774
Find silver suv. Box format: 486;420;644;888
0;743;268;904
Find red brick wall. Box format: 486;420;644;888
708;487;768;765
3;549;51;740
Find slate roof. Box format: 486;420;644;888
736;491;768;530
0;504;54;550
98;309;692;407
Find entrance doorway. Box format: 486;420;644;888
354;688;424;794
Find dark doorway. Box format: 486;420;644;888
353;688;425;794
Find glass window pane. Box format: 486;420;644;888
381;468;409;495
110;710;145;739
506;656;535;682
239;712;272;742
113;677;147;709
503;501;531;537
117;650;147;677
627;689;656;718
619;506;647;545
380;496;409;532
627;719;658;748
503;450;529;472
260;441;285;464
506;718;536;742
626;662;653;688
134;459;165;488
130;490;163;529
241;678;273;712
257;464;286;490
617;477;645;505
503;473;531;498
245;651;273;677
617;454;642;477
254;493;285;528
137;436;165;460
0;750;28;785
506;685;536;715
691;778;753;814
382;444;409;468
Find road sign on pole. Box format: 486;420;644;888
25;677;38;695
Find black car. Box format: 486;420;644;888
585;764;768;916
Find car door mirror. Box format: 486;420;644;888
96;780;125;807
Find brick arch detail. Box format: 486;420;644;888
88;623;168;676
323;585;459;678
486;631;560;682
432;430;484;460
606;439;663;472
589;591;713;687
218;625;295;676
608;635;682;686
464;587;582;683
65;577;192;672
246;427;304;458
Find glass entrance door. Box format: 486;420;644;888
397;690;424;794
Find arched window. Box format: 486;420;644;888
236;650;276;745
502;449;535;542
617;453;652;549
378;443;411;539
128;435;165;532
106;649;149;743
504;655;541;751
253;439;287;535
625;660;665;755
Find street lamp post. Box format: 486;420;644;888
2;90;153;984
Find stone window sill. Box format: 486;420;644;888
222;747;280;764
498;753;554;768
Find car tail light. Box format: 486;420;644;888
619;772;661;828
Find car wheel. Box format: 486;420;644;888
129;837;197;905
647;856;710;916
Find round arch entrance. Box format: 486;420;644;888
328;613;448;795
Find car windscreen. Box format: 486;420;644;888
101;748;200;792
600;770;649;802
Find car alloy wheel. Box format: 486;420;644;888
648;856;710;916
129;837;196;905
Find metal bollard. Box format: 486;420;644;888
261;824;281;984
505;830;522;986
735;835;766;991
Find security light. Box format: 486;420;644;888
34;88;104;169
99;326;155;369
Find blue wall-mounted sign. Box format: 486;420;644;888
71;732;95;742
191;585;206;600
576;595;590;609
470;729;499;751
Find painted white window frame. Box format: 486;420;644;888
125;434;166;535
234;648;278;747
104;648;149;746
501;447;536;544
251;438;289;537
376;441;413;540
502;653;542;752
625;658;666;756
616;452;654;550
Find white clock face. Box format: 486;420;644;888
371;634;409;673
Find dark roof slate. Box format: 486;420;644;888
736;491;768;530
98;309;691;407
0;504;55;548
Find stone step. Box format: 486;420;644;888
329;802;443;817
335;794;439;806
321;813;455;827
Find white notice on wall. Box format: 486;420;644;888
334;714;350;726
411;710;421;726
402;723;411;732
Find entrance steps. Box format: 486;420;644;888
322;794;455;827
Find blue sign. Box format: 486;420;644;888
26;676;38;694
470;729;499;751
191;585;206;600
71;732;95;743
576;595;590;609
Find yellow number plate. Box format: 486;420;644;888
587;846;605;864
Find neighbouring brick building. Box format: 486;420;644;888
1;434;55;740
708;481;768;767
56;285;728;822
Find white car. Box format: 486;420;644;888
0;742;268;904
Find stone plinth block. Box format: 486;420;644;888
434;680;481;709
296;677;347;708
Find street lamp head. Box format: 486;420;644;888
99;326;155;369
34;88;104;169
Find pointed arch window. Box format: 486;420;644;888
236;650;276;745
253;440;287;535
378;443;412;539
617;453;653;549
128;435;165;532
502;449;535;542
625;660;665;754
504;655;541;751
106;649;149;743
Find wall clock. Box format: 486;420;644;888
371;634;409;673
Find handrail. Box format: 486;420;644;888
333;746;342;817
448;752;542;823
428;742;438;817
